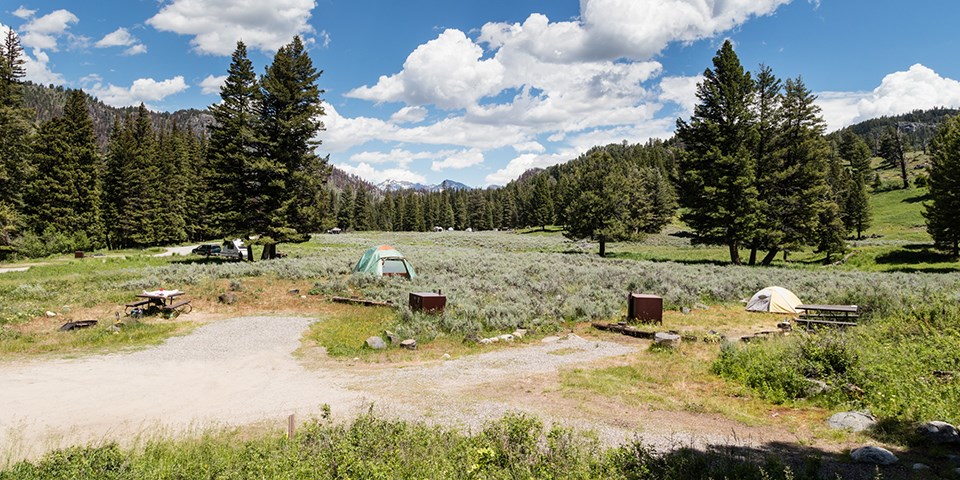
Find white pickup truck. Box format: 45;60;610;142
219;239;248;260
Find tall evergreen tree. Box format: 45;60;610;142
0;28;32;257
255;35;330;259
759;77;834;263
924;115;960;257
63;90;104;246
352;188;371;231
675;40;759;264
879;126;908;189
749;64;782;264
530;175;554;230
207;41;261;238
838;131;872;239
337;186;354;230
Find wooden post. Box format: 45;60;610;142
287;413;295;440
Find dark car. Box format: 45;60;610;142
191;244;222;256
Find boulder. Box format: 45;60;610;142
513;329;527;339
218;292;238;305
365;336;387;350
400;339;417;350
918;421;959;444
804;378;831;397
541;336;560;343
913;463;930;470
45;311;57;318
827;411;876;432
442;353;451;360
498;334;515;342
850;446;898;465
385;330;401;345
654;332;681;347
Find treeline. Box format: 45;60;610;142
0;31;329;259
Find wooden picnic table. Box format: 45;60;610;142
126;289;191;317
795;304;859;329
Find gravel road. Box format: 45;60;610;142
0;316;793;463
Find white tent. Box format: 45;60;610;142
746;286;803;314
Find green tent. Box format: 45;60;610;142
353;245;417;278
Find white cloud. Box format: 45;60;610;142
199;74;227;95
12;6;35;19
349;148;449;168
89;76;189;107
123;44;147;56
95;27;136;48
389;106;428;124
20;9;77;51
816;64;960;131
333;162;426;185
659;75;702;118
485;153;567;186
147;0;316;55
431;150;484;171
348;29;504;109
22;47;64;85
513;141;545;153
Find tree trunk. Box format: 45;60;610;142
260;243;277;260
246;244;254;262
954;238;959;258
599;240;606;257
728;242;741;265
748;244;758;266
760;248;779;266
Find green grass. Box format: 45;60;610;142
0;412;828;480
0;321;188;356
304;304;397;357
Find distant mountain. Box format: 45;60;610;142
376;179;473;192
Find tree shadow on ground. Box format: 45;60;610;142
874;244;959;271
644;437;954;480
902;193;930;204
605;251;731;266
168;256;244;266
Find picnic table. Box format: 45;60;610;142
794;304;859;329
125;289;192;318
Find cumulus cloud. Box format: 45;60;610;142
659;75;702;118
389;106;428;124
816;64;960;131
334;162;426;185
147;0;316;55
13;6;35;19
20;9;77;51
95;27;135;47
349;148;449;168
485;153;567;186
199;74;227;95
89;76;189;107
348;29;504;109
22;48;64;85
431;150;484;171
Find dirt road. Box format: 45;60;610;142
0;316;804;463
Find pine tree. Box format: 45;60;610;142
256;36;330;258
24;117;77;237
0;28;32;256
838;131;872;239
337;186;354;230
675;40;759;264
530;175;554;230
838;130;872;176
924;115;960;257
761;77;834;263
352;188;370;231
207;41;261;238
879;126;908;189
63;90;104;246
749;64;782;264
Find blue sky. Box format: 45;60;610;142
3;1;960;187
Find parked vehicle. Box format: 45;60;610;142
219;239;247;260
191;244;222;256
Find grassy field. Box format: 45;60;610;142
3;173;960;477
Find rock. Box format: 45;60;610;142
400;339;417;350
565;333;582;341
218;292;237;304
288;289;300;295
804;378;831;397
513;329;527;339
385;330;401;345
654;332;681;347
498;334;515;342
300;295;307;299
851;446;898;465
681;307;691;314
828;411;877;432
479;338;494;345
442;353;451;360
541;336;560;343
918;421;960;444
913;463;930;470
777;320;792;331
45;311;57;317
365;336;387;350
